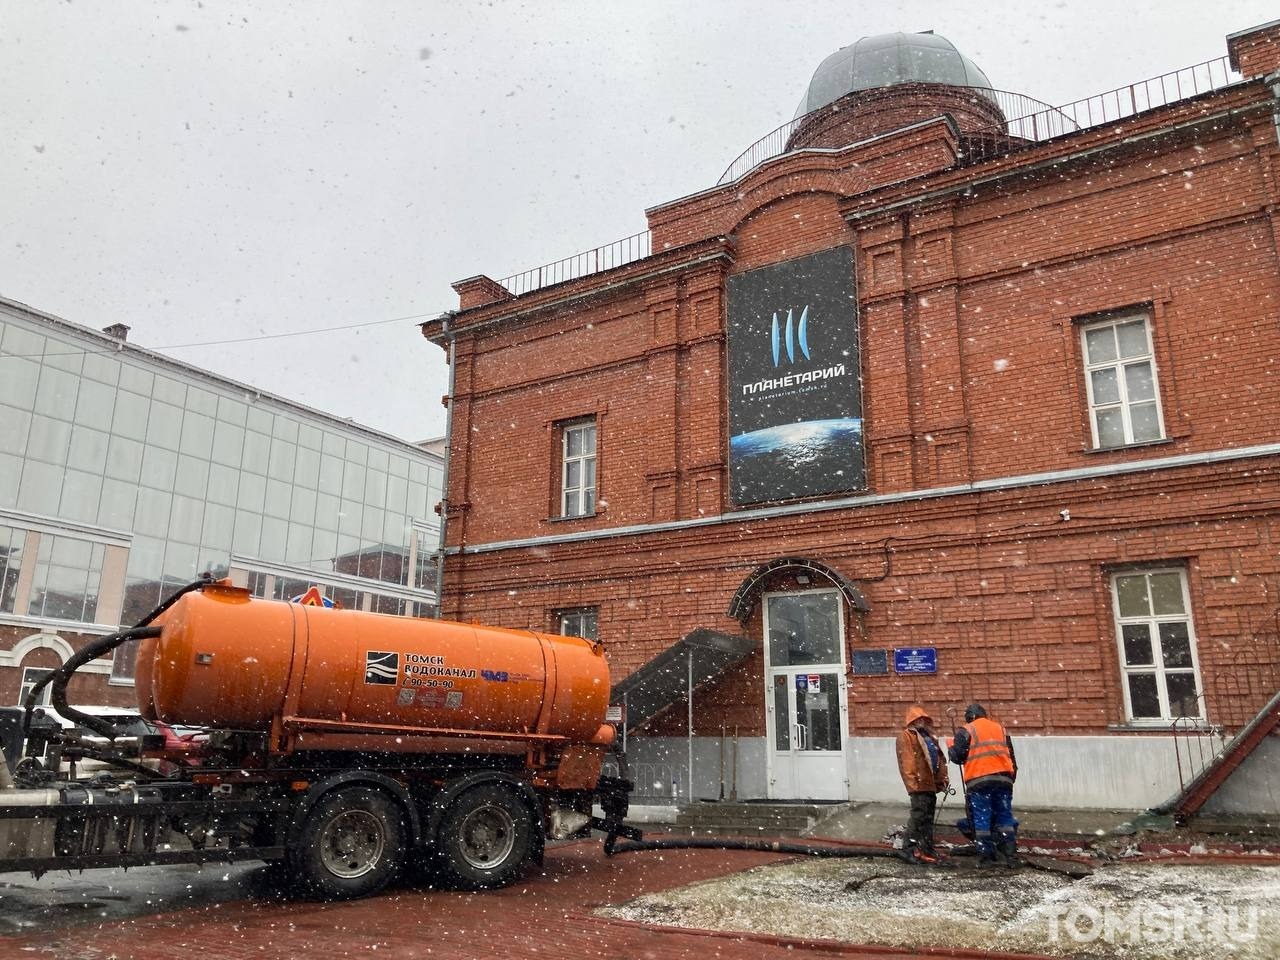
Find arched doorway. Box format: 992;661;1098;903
728;558;869;801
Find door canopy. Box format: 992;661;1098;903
727;556;869;623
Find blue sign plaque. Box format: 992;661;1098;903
851;649;889;676
893;647;937;674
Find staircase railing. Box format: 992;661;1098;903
1170;712;1228;796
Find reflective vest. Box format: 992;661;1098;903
961;717;1014;783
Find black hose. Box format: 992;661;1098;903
21;624;157;735
22;576;214;740
132;576;215;629
48;625;163;738
605;837;898;859
604;835;1088;879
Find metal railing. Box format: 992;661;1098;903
628;761;679;803
497;230;651;298
487;56;1240;301
721;56;1238;183
1170;712;1228;796
963;56;1238;162
717;87;1060;185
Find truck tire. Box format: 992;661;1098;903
435;782;534;890
290;785;406;900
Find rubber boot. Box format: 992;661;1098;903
996;833;1020;869
975;833;998;868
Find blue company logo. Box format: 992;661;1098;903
770;306;811;367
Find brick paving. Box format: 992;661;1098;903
0;842;1055;960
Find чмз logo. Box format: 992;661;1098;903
771;306;811;367
364;650;399;685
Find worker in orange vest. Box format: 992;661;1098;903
895;705;950;864
947;703;1018;867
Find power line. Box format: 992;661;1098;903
158;309;445;349
0;307;448;361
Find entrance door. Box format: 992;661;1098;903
763;590;849;800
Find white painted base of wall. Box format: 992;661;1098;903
623;732;1265;813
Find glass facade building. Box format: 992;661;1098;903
0;297;442;692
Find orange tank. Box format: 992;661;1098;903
134;582;613;750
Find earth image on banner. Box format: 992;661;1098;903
730;417;863;502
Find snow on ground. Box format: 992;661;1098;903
598;858;1280;959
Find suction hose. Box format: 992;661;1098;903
23;576;213;739
605;836;897;859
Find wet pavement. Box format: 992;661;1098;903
0;842;991;960
0;862;267;936
4;831;1277;959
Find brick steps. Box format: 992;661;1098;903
674;801;831;836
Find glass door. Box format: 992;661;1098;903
763;590;848;800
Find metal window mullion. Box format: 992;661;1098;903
1133;573;1169;720
562;431;580;517
561;457;573;516
1144;611;1175;721
1112;573;1145;722
1115;355;1137;444
1174;572;1205;719
1083;333;1123;447
561;430;572;516
1082;339;1103;446
1140;332;1167;440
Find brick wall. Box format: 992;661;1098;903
447;460;1280;736
0;623;134;708
788;83;1006;150
432;74;1280;740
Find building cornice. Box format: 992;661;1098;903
843;88;1269;224
421;241;734;343
444;441;1280;556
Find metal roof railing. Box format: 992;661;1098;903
721;56;1239;183
967;56;1238;153
717;88;1064;185
497;230;651;297
489;55;1241;300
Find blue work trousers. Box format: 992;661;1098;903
967;782;1015;857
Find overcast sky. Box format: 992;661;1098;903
2;1;1274;442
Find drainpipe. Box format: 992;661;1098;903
687;647;694;804
1269;71;1280;153
433;314;458;619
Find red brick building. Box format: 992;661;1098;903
422;23;1280;811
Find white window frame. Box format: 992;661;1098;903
560;420;597;518
1080;311;1165;448
557;607;598;642
19;667;53;706
1110;567;1205;724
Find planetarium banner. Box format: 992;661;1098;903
726;246;863;506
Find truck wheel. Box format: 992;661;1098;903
291;786;406;900
436;782;534;890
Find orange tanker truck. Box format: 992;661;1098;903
0;579;636;899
